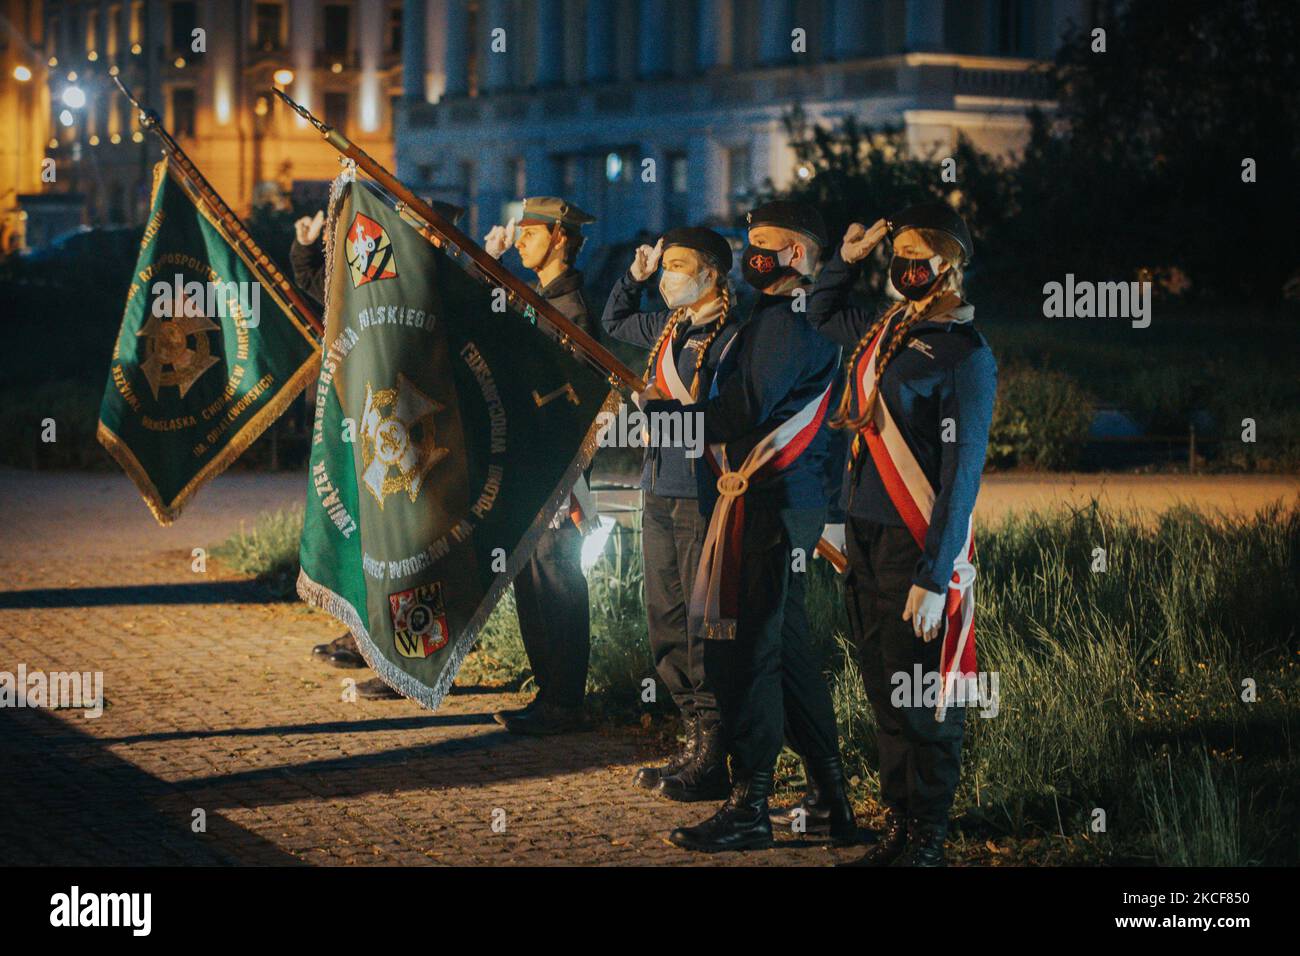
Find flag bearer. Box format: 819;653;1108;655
483;197;600;735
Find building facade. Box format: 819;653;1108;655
396;0;1092;251
8;0;402;248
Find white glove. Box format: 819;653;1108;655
294;210;325;246
903;584;947;642
483;217;516;260
630;238;664;282
816;522;845;557
840;218;889;264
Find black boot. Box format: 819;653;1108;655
892;820;947;867
634;713;698;790
770;757;857;844
655;714;730;802
668;769;774;853
493;693;544;725
838;808;908;867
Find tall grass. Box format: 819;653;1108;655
217;500;1300;863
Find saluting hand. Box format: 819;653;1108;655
840;218;889;264
903;584;946;642
294;210;325;246
630;238;664;282
483;217;516;260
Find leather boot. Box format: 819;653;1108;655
770;757;857;844
838;807;908;867
668;769;774;853
633;712;698;790
892;820;947;867
655;714;730;802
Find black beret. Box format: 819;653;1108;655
746;200;829;250
660;226;733;274
888;201;973;263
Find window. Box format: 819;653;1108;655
996;0;1031;56
324;91;349;130
171;87;196;138
669;153;689;195
323;4;350;55
726;146;751;206
388;5;402;55
170;2;197;54
254;3;282;51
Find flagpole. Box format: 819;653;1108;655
112;75;324;338
271;88;642;394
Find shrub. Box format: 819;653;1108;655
988;366;1094;470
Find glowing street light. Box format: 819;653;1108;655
61;86;86;109
273;68;294;86
58;109;74;127
13;65;32;81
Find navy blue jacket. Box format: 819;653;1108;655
601;271;742;498
647;283;842;513
807;250;998;594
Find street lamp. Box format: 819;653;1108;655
61;86;86;109
273;68;294;87
13;65;32;82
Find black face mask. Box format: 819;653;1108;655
742;244;797;291
890;254;945;300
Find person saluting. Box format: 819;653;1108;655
805;201;997;866
602;227;742;802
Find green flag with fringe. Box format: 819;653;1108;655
97;160;321;524
297;176;616;709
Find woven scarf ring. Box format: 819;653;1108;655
641;282;733;401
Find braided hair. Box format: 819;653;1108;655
830;227;967;433
641;256;732;401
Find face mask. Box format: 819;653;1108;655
742;243;797;290
659;268;710;309
890;254;946;300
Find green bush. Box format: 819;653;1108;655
988;366;1095;470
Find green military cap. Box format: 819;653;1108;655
518;196;597;230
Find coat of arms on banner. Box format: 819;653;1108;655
346;211;397;287
359;374;449;508
390;582;450;659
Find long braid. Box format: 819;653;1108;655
641;306;688;387
688;283;732;400
828;301;907;431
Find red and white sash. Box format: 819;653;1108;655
690;335;837;641
652;320;697;404
854;319;977;721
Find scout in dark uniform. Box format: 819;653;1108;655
483;197;599;735
807;202;997;866
644;201;856;852
601;226;742;802
291;202;464;699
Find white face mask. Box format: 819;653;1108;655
659;268;710;309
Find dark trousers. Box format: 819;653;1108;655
703;505;841;777
642;491;716;718
843;516;965;826
513;521;590;709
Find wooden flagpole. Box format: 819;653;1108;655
271;87;642;394
112;75;325;338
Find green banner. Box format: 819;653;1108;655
98;160;321;524
297;176;616;709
